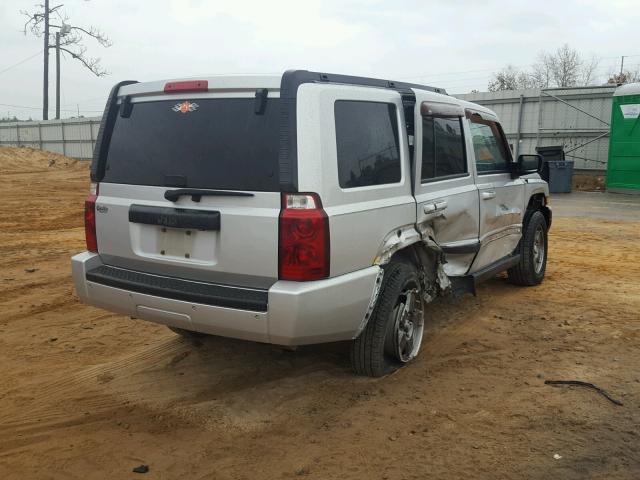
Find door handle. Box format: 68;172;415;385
481;191;496;200
423;203;436;214
423;201;448;214
434;200;448;211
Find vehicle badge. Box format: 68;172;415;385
172;100;199;113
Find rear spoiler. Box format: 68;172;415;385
90;80;138;182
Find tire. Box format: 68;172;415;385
351;262;424;377
168;326;207;339
508;210;548;286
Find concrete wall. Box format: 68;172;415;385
0;117;102;160
456;86;615;171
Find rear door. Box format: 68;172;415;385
467;111;525;272
413;91;480;276
295;83;415;277
94;89;282;289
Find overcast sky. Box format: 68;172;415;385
1;0;639;120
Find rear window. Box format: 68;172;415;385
102;97;280;191
334;100;401;188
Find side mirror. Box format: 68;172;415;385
510;154;543;178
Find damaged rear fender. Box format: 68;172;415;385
371;225;452;303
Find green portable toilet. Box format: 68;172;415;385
607;83;640;193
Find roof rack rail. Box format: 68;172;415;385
280;69;447;96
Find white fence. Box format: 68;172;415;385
456;85;615;171
0;117;102;160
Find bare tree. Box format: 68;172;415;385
488;44;602;92
488;66;518;92
606;69;640;85
21;2;112;118
533;45;600;88
488;65;536;92
22;4;112;74
548;44;581;87
580;54;600;86
530;53;554;88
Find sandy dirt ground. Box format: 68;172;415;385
1;146;639;479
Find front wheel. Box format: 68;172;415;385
351;262;424;377
508;210;548;286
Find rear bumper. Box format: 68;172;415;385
71;252;381;346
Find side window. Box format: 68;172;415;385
421;116;467;182
468;116;511;173
335;101;401;188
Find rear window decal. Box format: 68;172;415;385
172;101;199;113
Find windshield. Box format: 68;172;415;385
102;97;280;191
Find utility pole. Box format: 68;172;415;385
23;3;111;119
55;31;60;119
620;56;625;76
54;24;70;119
42;0;49;120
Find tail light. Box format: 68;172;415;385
85;182;98;252
278;193;330;281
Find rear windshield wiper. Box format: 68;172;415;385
164;188;254;202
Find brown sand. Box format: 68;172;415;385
1;146;639;479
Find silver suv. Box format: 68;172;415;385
72;70;551;377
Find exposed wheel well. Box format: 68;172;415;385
387;244;422;267
385;242;446;299
526;193;552;230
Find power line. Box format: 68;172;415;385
0;102;102;114
62;95;106;107
0;51;43;76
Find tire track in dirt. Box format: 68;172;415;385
0;278;69;303
0;338;189;433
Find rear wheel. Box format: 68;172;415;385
351;262;424;377
508;210;548;286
